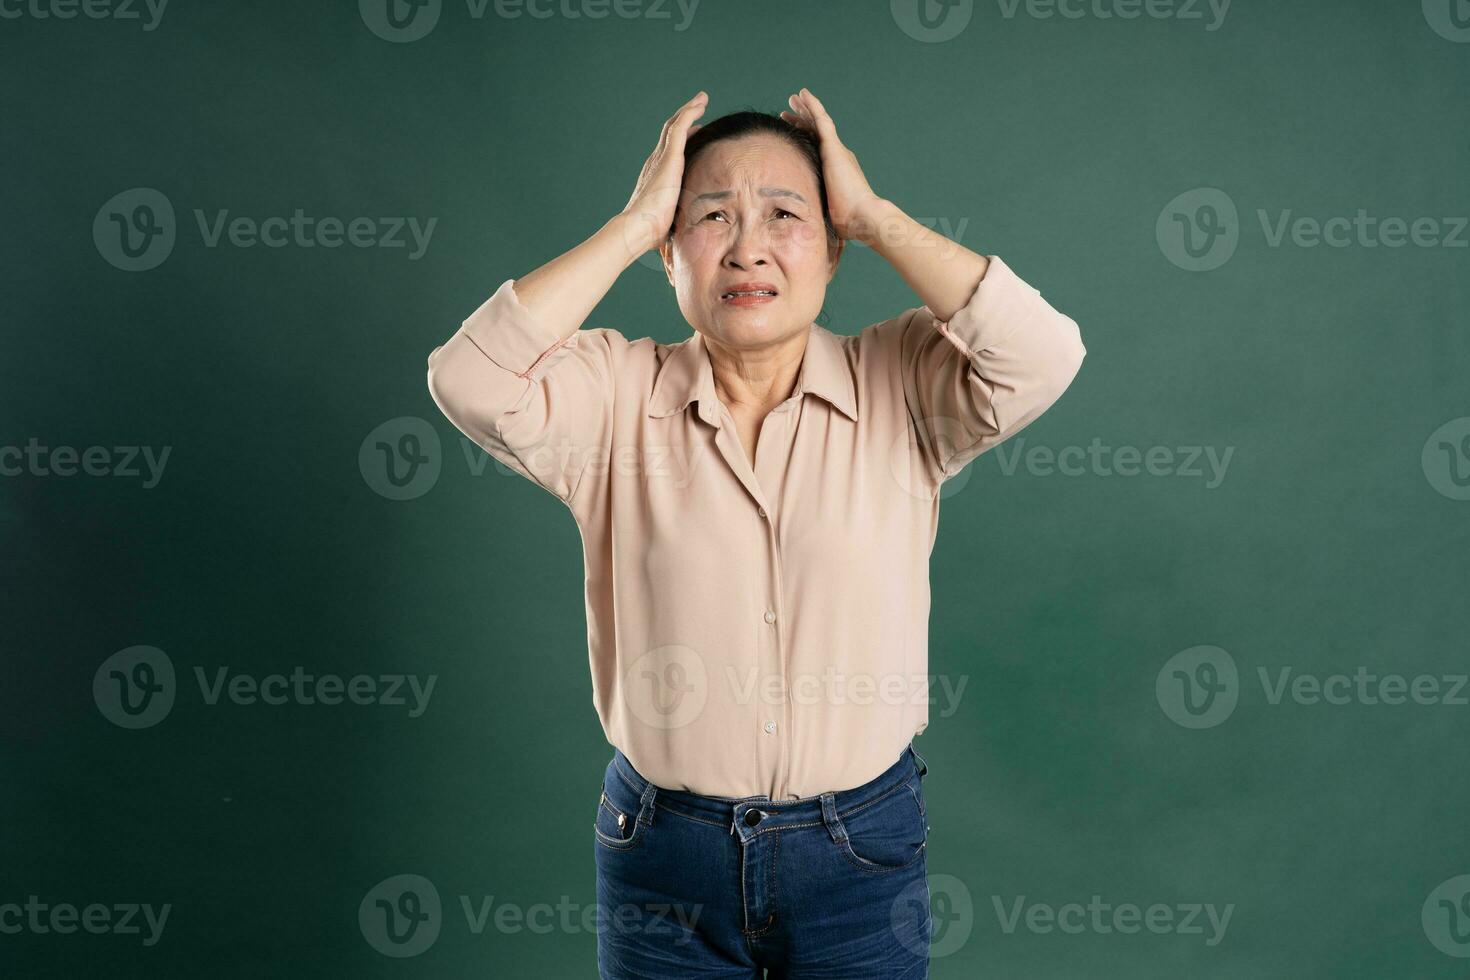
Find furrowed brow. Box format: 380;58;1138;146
689;187;809;206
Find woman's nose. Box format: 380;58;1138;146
723;224;771;268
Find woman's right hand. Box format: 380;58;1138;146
620;91;707;256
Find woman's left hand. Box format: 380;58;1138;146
781;88;886;243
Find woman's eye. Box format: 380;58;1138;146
703;209;797;222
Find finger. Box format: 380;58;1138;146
684;94;708;127
784;97;814;133
678;107;706;142
666;91;707;128
798;88;837;137
665;95;707;148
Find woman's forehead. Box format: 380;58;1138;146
685;136;815;192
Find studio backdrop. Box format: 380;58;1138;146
3;0;1468;977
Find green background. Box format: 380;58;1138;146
3;0;1468;976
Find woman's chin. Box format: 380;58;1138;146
709;315;788;344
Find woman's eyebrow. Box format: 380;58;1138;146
690;187;809;206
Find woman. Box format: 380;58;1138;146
426;88;1085;978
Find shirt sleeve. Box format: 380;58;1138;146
426;278;616;504
898;255;1086;482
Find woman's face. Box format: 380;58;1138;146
661;134;841;351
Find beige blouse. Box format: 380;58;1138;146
426;255;1085;799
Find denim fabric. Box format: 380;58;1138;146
593;743;933;978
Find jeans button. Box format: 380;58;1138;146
744;808;765;827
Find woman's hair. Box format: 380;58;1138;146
676;109;839;249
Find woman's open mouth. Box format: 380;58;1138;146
720;283;779;307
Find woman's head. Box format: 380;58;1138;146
658;110;843;348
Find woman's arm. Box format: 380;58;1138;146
512;92;706;334
856;195;1085;482
879;232;1087;482
424;215;637;503
784;88;1085;482
849;197;989;322
503;209;656;343
426;93;708;503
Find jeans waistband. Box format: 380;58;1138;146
608;743;929;839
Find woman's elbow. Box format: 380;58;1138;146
1046;314;1087;396
425;343;461;419
425;339;504;437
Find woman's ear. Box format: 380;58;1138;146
659;237;675;287
827;236;845;281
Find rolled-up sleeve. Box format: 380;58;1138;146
898;255;1086;481
426;279;616;504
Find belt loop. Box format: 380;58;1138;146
819;791;847;845
910;743;929;778
638;780;658;827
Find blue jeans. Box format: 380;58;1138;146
593;743;933;978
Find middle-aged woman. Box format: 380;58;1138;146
426;88;1085;978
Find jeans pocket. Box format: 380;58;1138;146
594;763;647;851
837;776;928;873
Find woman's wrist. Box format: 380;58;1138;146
608;209;667;268
846;197;902;249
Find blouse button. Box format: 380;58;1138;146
758;506;767;518
764;721;777;734
764;610;777;624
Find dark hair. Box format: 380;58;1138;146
676;109;839;248
672;109;839;326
